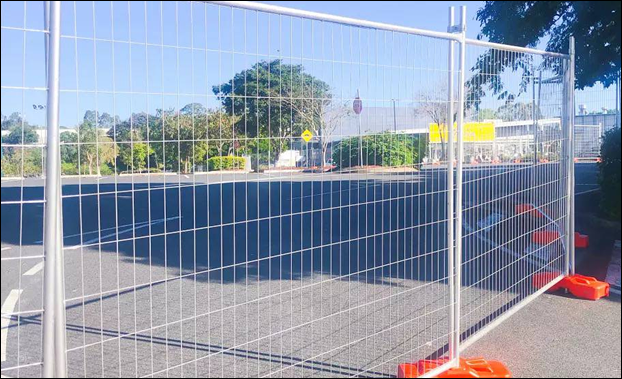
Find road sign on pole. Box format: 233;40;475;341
353;95;363;115
301;129;313;143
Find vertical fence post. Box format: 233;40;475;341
42;1;65;377
453;5;467;365
446;6;457;363
568;36;576;275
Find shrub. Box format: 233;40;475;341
598;127;621;219
207;156;246;171
98;164;114;176
332;133;428;169
61;162;78;176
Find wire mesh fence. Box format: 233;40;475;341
574;72;621;160
1;1;578;378
1;1;49;377
55;1;456;377
458;44;571;349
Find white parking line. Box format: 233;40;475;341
1;289;23;362
22;262;44;277
0;247;10;252
64;216;179;251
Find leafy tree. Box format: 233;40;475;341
77;114;117;176
213;59;333;161
2;125;39;145
478;108;498;120
468;2;621;111
476;1;620;89
1;112;29;131
416;88;456;161
598;127;621;219
118;141;154;172
333;133;427;169
1;148;43;177
495;96;542;121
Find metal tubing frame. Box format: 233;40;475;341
28;2;578;377
446;6;457;364
209;1;461;41
465;38;569;58
567;36;576;275
453;6;467;365
42;1;66;377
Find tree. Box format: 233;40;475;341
495;96;542;121
474;2;621;91
1;112;29;131
2;125;39;145
598;127;621;219
118;141;153;172
213;59;333;162
333;133;427;169
416;89;456;161
77;114;117;176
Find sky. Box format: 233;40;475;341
0;1;618;131
259;1;486;40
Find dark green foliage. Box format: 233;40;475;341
468;2;621;111
332;133;428;169
207;156;246;171
598;127;621;219
476;1;620;88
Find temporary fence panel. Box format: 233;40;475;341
55;1;458;377
0;1;577;378
1;1;51;377
458;41;571;350
574;124;602;159
574;71;621;159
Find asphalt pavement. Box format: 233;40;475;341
1;163;605;377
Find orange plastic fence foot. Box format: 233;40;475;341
532;273;610;300
561;274;610;300
515;204;544;218
398;358;511;378
532;230;560;244
575;232;589;248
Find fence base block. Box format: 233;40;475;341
515;204;544;218
575;232;589;248
398;358;511;378
533;273;610;300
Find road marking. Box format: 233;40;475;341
22;262;44;277
1;247;10;252
64;216;180;251
575;188;599;196
1;289;23;362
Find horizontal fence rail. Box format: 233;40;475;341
0;1;585;378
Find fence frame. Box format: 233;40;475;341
41;1;66;378
29;1;575;377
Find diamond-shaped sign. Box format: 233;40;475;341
301;129;313;142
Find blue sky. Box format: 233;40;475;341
1;1;617;131
259;1;485;40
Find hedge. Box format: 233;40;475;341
207;156;246;171
332;133;427;169
598;127;621;219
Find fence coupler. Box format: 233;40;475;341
398;358;511;378
533;273;610;300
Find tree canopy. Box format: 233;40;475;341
476;1;621;89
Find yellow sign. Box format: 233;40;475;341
429;122;495;143
301;129;313;142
